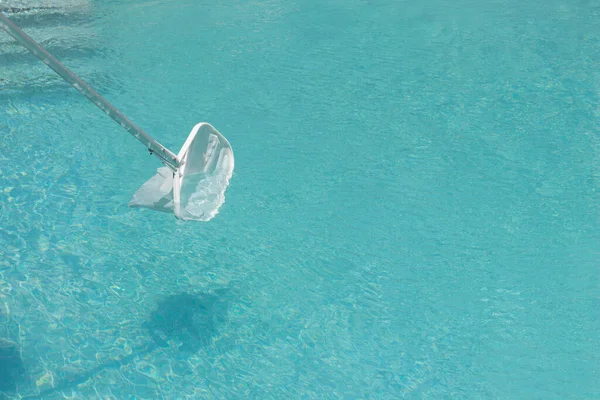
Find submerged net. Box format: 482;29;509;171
129;123;234;221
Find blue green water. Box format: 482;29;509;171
1;0;599;398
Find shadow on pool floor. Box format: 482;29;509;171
14;290;230;399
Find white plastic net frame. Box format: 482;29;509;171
129;123;235;221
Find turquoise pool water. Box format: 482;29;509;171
1;0;599;398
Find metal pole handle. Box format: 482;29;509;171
0;12;179;170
